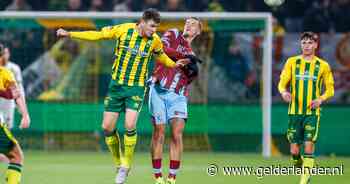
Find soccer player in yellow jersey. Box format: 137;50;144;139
56;9;189;184
0;43;31;184
278;32;334;184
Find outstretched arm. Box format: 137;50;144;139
57;26;119;41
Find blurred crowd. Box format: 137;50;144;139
1;0;350;33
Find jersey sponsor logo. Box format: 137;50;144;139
295;74;317;81
125;45;148;58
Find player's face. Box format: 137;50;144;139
140;19;159;37
183;18;201;38
301;38;317;56
4;48;10;62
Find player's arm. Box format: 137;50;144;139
56;25;121;41
278;58;292;102
320;64;335;101
311;64;334;108
14;64;25;97
15;89;30;129
161;30;185;59
153;36;189;68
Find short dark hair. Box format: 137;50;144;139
0;43;4;56
300;32;318;41
142;8;160;24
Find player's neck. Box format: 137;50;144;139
302;54;314;61
136;24;145;37
183;34;194;44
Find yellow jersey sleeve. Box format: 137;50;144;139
152;34;176;68
320;63;334;101
278;58;293;94
70;25;123;41
0;67;16;91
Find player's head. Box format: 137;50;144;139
183;17;202;39
3;47;10;63
300;32;318;56
139;8;161;37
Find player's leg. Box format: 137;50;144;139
167;93;187;183
102;111;122;169
149;85;167;183
5;144;23;184
287;115;303;167
103;86;125;170
299;115;319;184
0;123;23;184
116;86;145;184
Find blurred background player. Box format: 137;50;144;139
56;8;189;184
0;46;25;130
0;43;31;184
278;32;334;184
149;17;202;184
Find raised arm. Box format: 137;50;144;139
57;26;121;41
161;30;185;59
153;35;188;68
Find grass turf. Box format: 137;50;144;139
0;151;348;184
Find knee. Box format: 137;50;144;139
171;131;183;144
153;126;165;143
290;145;300;155
304;142;314;154
125;123;136;131
7;146;24;165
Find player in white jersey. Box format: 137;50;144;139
0;47;25;129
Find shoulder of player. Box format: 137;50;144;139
107;23;136;32
8;62;21;71
314;56;330;67
0;67;15;80
285;55;301;64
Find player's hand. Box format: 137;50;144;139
56;28;70;37
281;91;291;102
19;114;30;129
175;58;190;68
310;98;323;109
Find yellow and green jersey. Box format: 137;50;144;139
278;55;334;115
70;23;176;87
0;66;16;91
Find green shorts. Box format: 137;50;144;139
0;123;18;154
287;115;320;144
104;80;146;113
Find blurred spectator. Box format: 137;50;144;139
5;0;32;11
141;0;162;10
284;0;312;32
113;0;133;11
224;41;250;83
303;0;334;33
89;0;106;11
164;0;186;11
67;0;85;11
207;0;225;12
331;0;350;32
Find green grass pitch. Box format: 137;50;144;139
0;151;348;184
